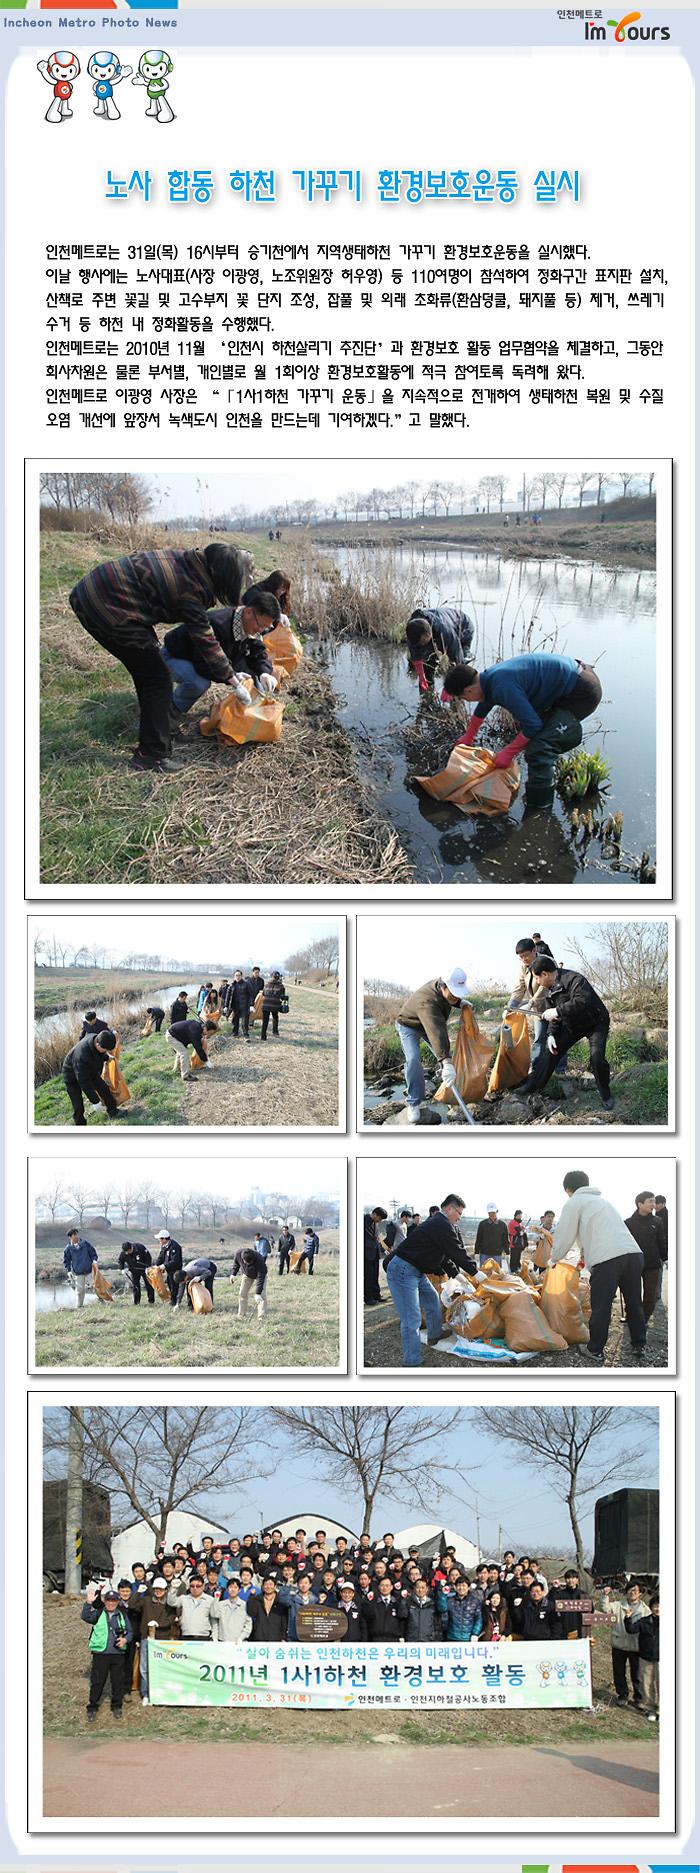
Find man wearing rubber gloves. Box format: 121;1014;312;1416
406;607;475;694
395;969;470;1124
161;586;282;727
441;652;602;810
512;956;614;1110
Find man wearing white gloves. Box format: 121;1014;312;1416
394;969;469;1124
161;585;281;726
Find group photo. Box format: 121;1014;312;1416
38;1400;667;1827
32;1157;345;1373
359;913;672;1130
30;458;669;894
360;1158;672;1372
31;913;343;1132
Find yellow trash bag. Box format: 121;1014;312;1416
500;1291;568;1355
488;1010;531;1094
434;1005;493;1108
199;677;285;747
140;1015;154;1038
540;1262;589;1345
250;990;264;1024
102;1045;130;1108
414;745;521;817
265;621;303;677
92;1264;114;1303
188;1279;213;1314
531;1228;553;1270
191;1049;208;1070
146;1266;170;1303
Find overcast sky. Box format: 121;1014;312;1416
142;463;607;519
33;916;339;972
179;1410;660;1558
360;916;667;995
358;1158;673;1230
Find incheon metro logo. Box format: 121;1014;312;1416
584;10;670;37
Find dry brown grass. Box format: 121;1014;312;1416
34;999;152;1086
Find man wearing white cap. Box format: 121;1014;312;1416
154;1228;184;1306
395;970;470;1125
474;1203;509;1268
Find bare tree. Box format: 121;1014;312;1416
477;1406;655;1579
269;1406;469;1536
570;922;668;1015
595;470;610;506
115;1186;140;1230
44;1406;255;1545
137;1182;159;1230
549;471;570;510
37;1177;66;1224
574;471;595;508
66;1186;90;1230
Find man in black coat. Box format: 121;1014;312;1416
170;991;189;1026
551;1567;585;1637
79;1010;110;1040
512;959;613;1109
165;1016;216;1081
364;1577;408;1641
155;1230;184;1306
145;1006;165;1033
364;1208;387;1307
118;1240;154;1305
511;1583;563;1641
260;972;288;1041
229;969;254;1041
231;1246;268;1319
474;1205;509;1267
247;1579;289;1642
625;1191;663;1322
385;1196;477;1367
62;1028;121;1127
161;586;281;722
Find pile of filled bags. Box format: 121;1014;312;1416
427;1255;591;1357
200;621;303;748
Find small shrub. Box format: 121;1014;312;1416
556;748;611;801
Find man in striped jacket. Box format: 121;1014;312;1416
69;542;251;773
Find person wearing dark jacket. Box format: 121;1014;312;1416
247;1580;289;1642
625;1596;659;1719
145;1006;165;1033
170;991;189;1026
173;1257;217;1310
231;1247;268;1319
512;959;613;1109
155;1231;184;1306
508;1213;529;1274
79;1010;110;1040
404;1582;442;1642
654;1195;668;1309
336;1583;368;1639
552;1568;585;1638
363;1579;408;1640
118;1240;154;1305
474;1206;509;1268
277;1226;295;1275
63;1229;98;1308
625;1193;663;1321
511;1583;563;1641
436;1578;484;1640
81;1584;132;1720
395;969;469;1123
165;1017;216;1080
138;1578;181;1702
442;652;603;811
364;1208;387;1307
162;587;281;722
62;1028;121;1127
229;970;254;1040
406;606;475;693
70;543;254;773
260;972;288;1041
386;1195;476;1367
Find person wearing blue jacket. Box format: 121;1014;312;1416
436;1577;485;1641
406;606;475;694
63;1229;98;1308
442;652;602;810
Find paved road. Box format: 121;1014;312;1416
44;1737;659;1820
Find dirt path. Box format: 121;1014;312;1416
179;991;339;1128
43;1735;659;1820
364;1290;670;1372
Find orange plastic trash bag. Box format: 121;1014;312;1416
200;677;284;747
146;1267;170;1303
531;1228;553;1271
102;1047;130;1107
191;1050;208;1070
188;1279;213;1314
501;1292;567;1355
92;1265;114;1303
488;1010;531;1094
250;990;264;1024
414;745;521;817
540;1263;589;1345
434;1005;494;1108
265;621;303;677
140;1015;154;1038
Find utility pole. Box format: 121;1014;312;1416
64;1406;84;1596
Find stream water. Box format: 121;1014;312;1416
35;981;201;1042
35;1285;98;1312
321;546;656;887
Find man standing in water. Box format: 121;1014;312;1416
442;652;602;810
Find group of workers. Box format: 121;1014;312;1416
365;1178;668;1368
60;1222;321;1316
393;932;615;1123
405;602;603;812
79;1529;659;1725
68;544;296;772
